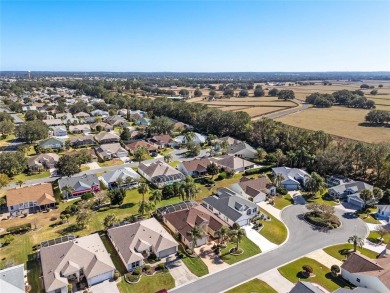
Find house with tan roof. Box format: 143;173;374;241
40;233;116;293
138;160;186;188
212;155;256;173
6;183;56;214
231;176;276;203
107;218;178;272
149;134;178;148
28;153;59;172
341;249;390;293
163;203;228;248
95;143;128;161
90;122;113;132
125;140;158;155
69;124;91;134
69;135;96;148
94;133;120;144
178;157;214;177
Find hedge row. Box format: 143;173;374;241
244;166;273;176
6;223;32;234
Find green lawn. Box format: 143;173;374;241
323;243;378;261
100;234;128;274
273;194;292;210
302;192;337;207
117;272;175;293
98;159;124;167
278;257;352;292
27;253;44;293
367;231;390;244
160;148;173;156
226;279;277;293
220;236;261;265
259;208;288;245
11;171;51;184
168;160;180;168
178;246;208;277
196;174;244;199
355;208;381;224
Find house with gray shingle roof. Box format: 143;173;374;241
272;167;311;191
377;205;390;222
58;174;100;199
230;176;276;203
138;160;185;188
227;142;256;159
95;143;128;161
94;132;120;144
212;155;256;173
107;218;178;272
0;264;25;293
202;188;259;226
328;181;374;209
39;138;66;150
40;233;115;293
290;281;327;293
100;167;140;190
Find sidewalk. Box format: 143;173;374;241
306;249;342;268
258;268;294;293
257;201;282;221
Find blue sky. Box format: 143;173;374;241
1;1;390;72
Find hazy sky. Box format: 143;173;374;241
1;0;390;72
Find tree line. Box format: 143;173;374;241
305;90;375;109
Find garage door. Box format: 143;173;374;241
236;218;249;226
88;271;114;286
158;246;177;258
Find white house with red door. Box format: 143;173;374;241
58;174;100;199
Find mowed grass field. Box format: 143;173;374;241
275;106;390;143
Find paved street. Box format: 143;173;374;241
171;205;368;293
5;148;210;188
261;99;311;120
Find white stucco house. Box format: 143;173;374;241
230;177;276;203
174;132;207;145
272;167;311;191
377;205;390;222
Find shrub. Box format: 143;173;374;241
226;169;235;178
186;248;193;255
81;192;94;201
217;172;227;180
133;267;142;275
302;265;313;274
127;274;140;282
143;265;151;272
276;186;288;195
331;265;340;275
6;223;31;234
158;263;166;271
113;271;120;280
2;235;14;245
50;216;57;221
244;166;273;176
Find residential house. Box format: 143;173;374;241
90;109;109;117
69;135;96;147
216;136;242;146
85;117;96;124
56;113;72;120
6;183;56;214
138;160;186;188
39;138;65;150
105;115;130;128
107;218;178;272
341;248;390;293
101;168;141;189
175;132;207;145
173;121;192;131
74;112;90;119
22;105;37;112
202;188;259;226
94;133;120;144
290;281;328;293
328;181;374;209
227;142;257;159
69;124;91;134
91;122;113;132
125;140;158;155
0;264;26;293
149;134;178;148
326;175;354;187
231;176;276;203
58;174;100;198
50;125;68;137
65;149;97;162
272;167;311;191
28;153;59;171
63;117;79;125
377;205;390;222
134;117;150;126
178;158;214;177
95;143;128;161
40;233;116;293
163;203;228;248
212;155;256;173
43;119;63;127
333;289;380;293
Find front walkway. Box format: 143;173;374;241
306;249;342;268
257;201;282;221
166;259;198;287
258;268;294;293
194;242;229;273
243;224;278;253
363;239;386;254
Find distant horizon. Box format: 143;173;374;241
2;70;390;73
1;1;390;72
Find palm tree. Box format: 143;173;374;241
184;131;196;144
163;154;173;163
181;176;199;200
306;172;327;197
16;180;24;187
137;182;149;216
187;225;203;249
273;173;285;188
62;185;74;200
217;226;230;245
230;228;246;252
348;235;364;252
124;176;134;188
116;178;124;189
255;148;267;161
134;146;148;164
151;189;162;212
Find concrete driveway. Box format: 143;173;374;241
258;268;294;293
83;280;120;293
84;162;100;170
166;259;198;287
194;243;229;273
243;224;278;252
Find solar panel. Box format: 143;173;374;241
41;235;76;248
156;200;198;217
